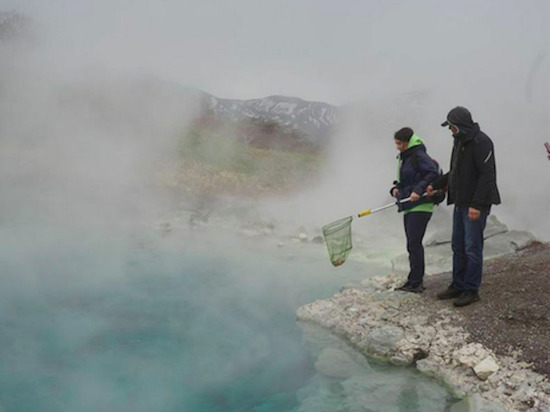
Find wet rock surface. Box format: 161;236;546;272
297;242;550;411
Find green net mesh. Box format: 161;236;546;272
322;216;353;267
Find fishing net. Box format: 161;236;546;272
322;216;353;267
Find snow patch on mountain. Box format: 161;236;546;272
203;93;339;144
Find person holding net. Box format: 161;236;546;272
391;127;440;293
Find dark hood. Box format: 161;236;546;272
442;106;472;127
455;122;480;141
441;106;479;140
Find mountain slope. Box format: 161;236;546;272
203;93;338;144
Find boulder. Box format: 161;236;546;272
503;230;537;250
392;243;451;275
425;215;508;247
484;215;510;239
483;230;536;257
311;236;324;244
363;325;404;357
453;343;491;368
424;224;452;247
482;235;516;257
389;352;414;367
391;215;537;275
296;300;341;327
473;356;500;381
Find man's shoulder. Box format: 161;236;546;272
473;130;493;145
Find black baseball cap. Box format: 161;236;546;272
441;106;473;127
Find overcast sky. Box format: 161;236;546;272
2;0;550;238
6;0;549;105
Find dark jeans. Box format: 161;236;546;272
404;212;432;286
451;205;490;292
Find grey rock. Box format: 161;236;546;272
473;356;500;381
482;235;516;257
483;215;509;239
424;225;453;247
311;236;324;244
416;358;440;378
484;230;536;256
506;230;537;250
454;343;491;369
363;325;404;357
389;352;414;367
392;242;451;275
424;214;508;247
392;220;537;276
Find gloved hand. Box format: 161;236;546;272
396;198;404;213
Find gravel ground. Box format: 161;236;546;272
422;242;550;377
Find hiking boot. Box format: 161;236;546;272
395;283;425;294
453;291;480;307
437;285;463;300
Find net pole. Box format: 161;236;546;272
357;196;411;218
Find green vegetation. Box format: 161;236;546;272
165;124;323;196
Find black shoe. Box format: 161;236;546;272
453;291;480;307
437;285;463;300
395;283;425;293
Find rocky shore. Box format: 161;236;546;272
296;243;550;411
161;199;550;410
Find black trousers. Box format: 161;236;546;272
403;212;432;286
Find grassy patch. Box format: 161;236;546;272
163;127;323;196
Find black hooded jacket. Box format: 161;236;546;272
432;119;501;209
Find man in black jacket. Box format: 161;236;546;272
427;106;501;307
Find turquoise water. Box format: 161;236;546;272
0;227;455;411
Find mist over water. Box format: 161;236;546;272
0;1;548;410
0;225;457;411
